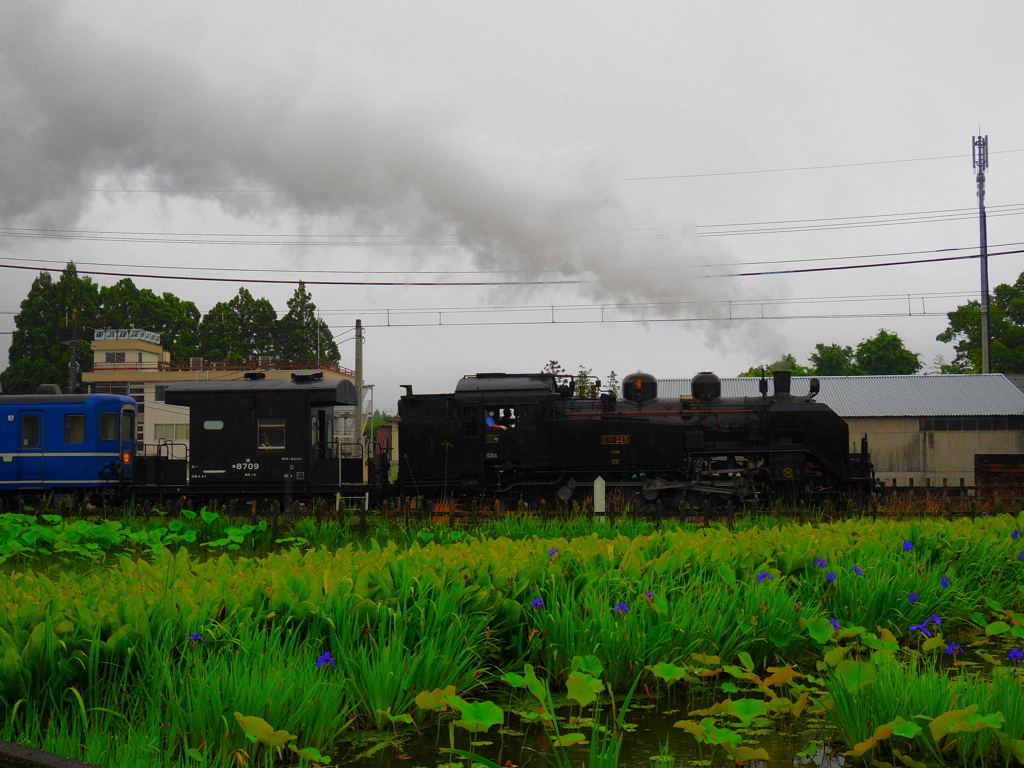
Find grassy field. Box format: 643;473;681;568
0;505;1022;767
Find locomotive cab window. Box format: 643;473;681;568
99;412;118;441
258;416;285;449
64;414;86;444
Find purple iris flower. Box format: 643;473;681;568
946;642;963;656
908;592;919;604
757;571;773;583
1008;648;1023;663
316;651;335;669
940;576;950;588
814;557;827;568
929;614;942;627
903;540;914;551
612;601;629;614
826;572;836;583
828;618;840;631
1013;529;1021;540
851;565;863;575
531;598;544;610
645;591;654;598
548;547;560;557
188;633;204;643
909;622;932;637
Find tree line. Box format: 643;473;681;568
738;328;924;377
1;263;340;395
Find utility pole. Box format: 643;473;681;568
354;319;363;453
974;134;991;373
67;308;79;394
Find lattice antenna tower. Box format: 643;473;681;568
973;134;990;373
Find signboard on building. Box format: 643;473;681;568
94;329;162;344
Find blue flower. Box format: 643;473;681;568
1018;551;1024;562
814;557;827;569
188;633;204;643
826;571;836;583
828;618;840;631
909;622;932;637
645;591;654;598
908;592;919;604
316;651;335;669
531;598;544;610
851;565;863;575
946;642;963;656
903;540;914;551
548;547;560;557
1013;529;1021;540
612;601;629;614
940;576;950;588
757;571;773;583
1008;648;1023;663
929;614;942;628
981;510;990;515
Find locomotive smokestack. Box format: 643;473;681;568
772;370;792;398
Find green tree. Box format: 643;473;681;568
854;328;922;375
737;353;813;377
96;278;201;361
198;287;278;362
937;272;1024;373
275;281;340;364
809;343;858;376
1;263;100;394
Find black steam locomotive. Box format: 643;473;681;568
396;370;877;508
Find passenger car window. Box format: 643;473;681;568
64;414;86;444
21;415;40;448
99;412;118;441
258;416;285;449
121;412;134;441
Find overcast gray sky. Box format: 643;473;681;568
2;1;1022;407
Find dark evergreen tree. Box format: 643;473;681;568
197;287;278;362
275;281;340;364
97;278;201;361
1;263;100;394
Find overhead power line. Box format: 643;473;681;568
623;147;1024;181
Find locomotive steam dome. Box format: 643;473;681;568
622;372;657;403
690;371;721;401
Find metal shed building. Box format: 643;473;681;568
660;374;1024;490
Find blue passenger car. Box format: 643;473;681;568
0;386;137;498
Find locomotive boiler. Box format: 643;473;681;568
396;370;877;508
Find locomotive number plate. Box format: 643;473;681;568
601;435;630;445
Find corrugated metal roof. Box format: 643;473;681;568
657;374;1024;417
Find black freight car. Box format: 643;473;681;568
396;370;877;508
136;372;364;502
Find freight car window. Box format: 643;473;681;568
64;414;86;444
99;413;118;441
21;415;40;448
258;416;285;449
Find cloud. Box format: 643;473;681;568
0;2;744;314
